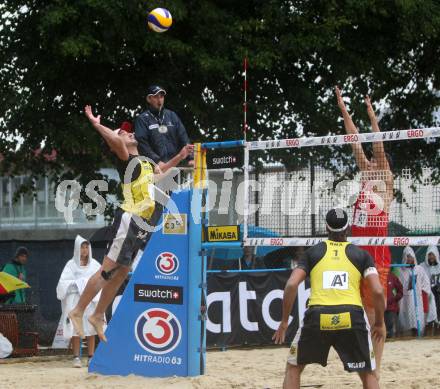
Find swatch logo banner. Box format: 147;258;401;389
135;308;182;354
155;252;179;275
206;148;243;169
134;284;183;305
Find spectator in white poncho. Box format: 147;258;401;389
0;332;12;359
420;246;440;332
56;235;101;368
398;246;431;335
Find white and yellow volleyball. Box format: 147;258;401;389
148;8;172;33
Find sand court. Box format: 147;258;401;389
1;339;439;389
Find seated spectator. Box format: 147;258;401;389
420;245;440;335
56;236;101;368
240;246;256;269
385;271;403;338
263;247;297;269
398;246;431;336
2;247;29;304
291;247;305;269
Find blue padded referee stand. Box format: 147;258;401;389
88;189;205;377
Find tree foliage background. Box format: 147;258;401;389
1;0;440;190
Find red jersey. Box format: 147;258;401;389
351;188;391;268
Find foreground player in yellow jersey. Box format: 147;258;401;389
68;105;193;342
273;208;385;389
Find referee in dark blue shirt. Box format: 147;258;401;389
134;85;193;169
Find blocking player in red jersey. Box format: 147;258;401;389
336;86;393;380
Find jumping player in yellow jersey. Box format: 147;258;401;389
68;105;193;342
273;209;386;389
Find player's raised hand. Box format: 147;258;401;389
365;95;381;133
335;86;347;111
84;105;101;126
365;96;375;118
179;144;194;160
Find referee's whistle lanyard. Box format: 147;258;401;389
148;108;168;134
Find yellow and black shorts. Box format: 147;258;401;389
106;209;153;266
287;305;375;372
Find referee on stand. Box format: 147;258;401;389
273;208;386;389
133;85;194;252
134;85;193;169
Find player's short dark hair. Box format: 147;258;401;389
326;208;349;232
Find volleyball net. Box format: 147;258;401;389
241;128;440;247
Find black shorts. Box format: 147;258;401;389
105;209;153;266
287;305;375;372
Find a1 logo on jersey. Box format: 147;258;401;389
134;308;182;354
323;271;349;290
155;252;179;276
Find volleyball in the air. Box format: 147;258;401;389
148;8;172;33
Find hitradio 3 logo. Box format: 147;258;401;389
155;252;179;275
135;308;182;354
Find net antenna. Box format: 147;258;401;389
243;56;250;243
243;56;248;142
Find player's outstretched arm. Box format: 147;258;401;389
153;144;194;180
365;272;386;342
273;268;306;344
365;96;389;171
84;105;129;161
335;86;369;171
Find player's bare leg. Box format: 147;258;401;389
283;364;305;389
87;314;107;342
69;257;119;338
68;310;86;339
358;371;380;389
88;264;130;342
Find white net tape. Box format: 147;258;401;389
245;236;440;247
248;127;440;150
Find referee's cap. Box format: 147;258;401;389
147;85;166;97
326;208;349;232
